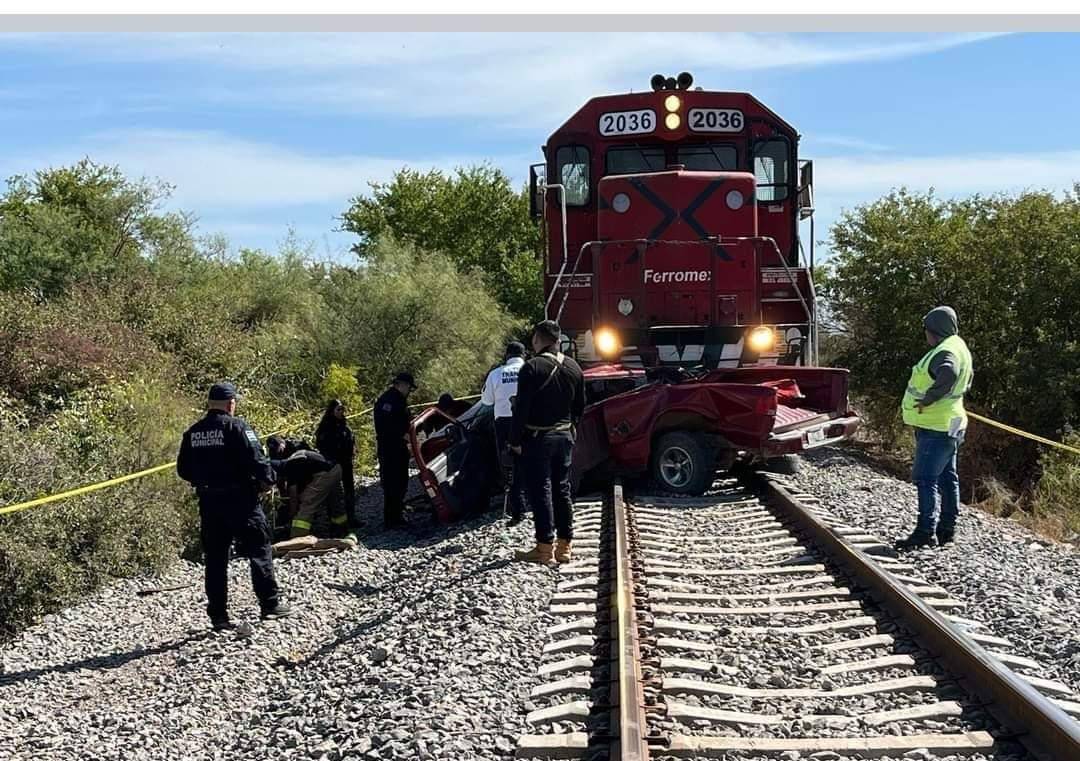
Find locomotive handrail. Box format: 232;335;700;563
541;183;569;320
552;240;598;324
723;235;816;365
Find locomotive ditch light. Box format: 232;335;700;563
595;327;621;358
665;113;681;130
664;95;681;113
748;326;775;352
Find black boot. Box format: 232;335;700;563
936;527;956;546
261;601;293;621
894;531;935;551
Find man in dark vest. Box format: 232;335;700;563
509;321;586;565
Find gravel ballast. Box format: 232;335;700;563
790;447;1080;696
0;476;557;761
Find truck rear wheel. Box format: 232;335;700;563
651;431;716;496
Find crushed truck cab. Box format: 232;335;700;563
410;365;859;523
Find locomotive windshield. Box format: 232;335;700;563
604;143;739;177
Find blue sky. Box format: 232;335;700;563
2;32;1079;262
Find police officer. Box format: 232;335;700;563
176;382;291;630
481;341;527;526
373;372;416;529
509;321;585;565
896;306;974;550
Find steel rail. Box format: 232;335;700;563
758;475;1080;761
610;482;651;761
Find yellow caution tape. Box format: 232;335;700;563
967;411;1080;457
0;462;178;517
0;392;482;519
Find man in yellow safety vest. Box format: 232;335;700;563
896;306;974;550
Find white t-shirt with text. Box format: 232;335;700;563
480;356;525;419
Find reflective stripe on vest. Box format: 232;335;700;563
901;334;973;434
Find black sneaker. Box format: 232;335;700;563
211;616;235;632
936;529;956;546
261;602;293;621
894;531;935;551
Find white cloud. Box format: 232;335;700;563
816;150;1080;196
0;33;1001;125
1;128;518;210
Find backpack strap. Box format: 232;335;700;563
536;352;565;394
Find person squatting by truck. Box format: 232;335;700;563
176;382;292;631
481;341;528;526
374;372;417;529
510;321;586;566
896;306;974;551
266;436;350;538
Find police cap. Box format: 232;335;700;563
393;372;417;390
208;382;238;401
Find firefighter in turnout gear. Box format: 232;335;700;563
266;437;349;538
176;382;292;631
374;372;416;529
510;321;586;565
896;306;974;550
481;341;528;526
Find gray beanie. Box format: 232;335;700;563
923;306;958;338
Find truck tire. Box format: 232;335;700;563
650;431;717;496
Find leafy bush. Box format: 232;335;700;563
824;186;1080;517
0;161;529;638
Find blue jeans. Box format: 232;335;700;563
523;430;575;544
911;428;961;536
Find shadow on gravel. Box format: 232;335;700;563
301;554;514;668
0;631;211;687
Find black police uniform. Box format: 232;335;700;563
373;386;411;527
177;406;279;622
509;350;586;545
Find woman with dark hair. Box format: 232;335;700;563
316;399;358;528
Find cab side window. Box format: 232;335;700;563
556;145;591;206
753;138;790;202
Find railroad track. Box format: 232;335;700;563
517;476;1080;761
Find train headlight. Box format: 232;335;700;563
665;113;681;130
595;328;621;358
748;326;774;352
725;190;744;210
664;95;681;113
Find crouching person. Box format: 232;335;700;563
176;382;292;631
267;436;350;538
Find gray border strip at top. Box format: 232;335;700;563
1;15;1079;32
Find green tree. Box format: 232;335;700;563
340;164;544;320
0;159;190;298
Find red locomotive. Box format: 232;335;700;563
411;74;860;517
530;71;817;369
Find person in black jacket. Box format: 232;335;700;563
509;321;586;565
315;399;359;528
176;382;292;630
373;372;416;529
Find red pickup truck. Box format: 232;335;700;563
409;365;859;523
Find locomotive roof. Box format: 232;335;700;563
546;89;797;145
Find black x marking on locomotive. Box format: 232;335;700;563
628;178;732;260
682;179;726;240
629;178;676;241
